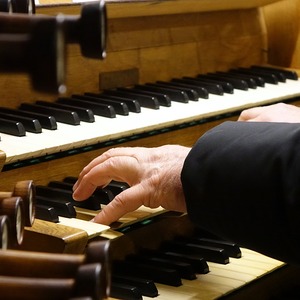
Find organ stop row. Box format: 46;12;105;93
1;0;300;299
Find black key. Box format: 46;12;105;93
117;88;171;107
113;260;182;287
127;254;197;280
36;185;73;202
110;282;143;300
62;176;78;184
250;65;286;82
37;184;102;211
233;68;278;84
76;94;129;116
141;248;209;274
94;187;115;205
0;107;57;130
105;89;160;109
36;196;76;218
140;83;189;103
164;251;209;274
107;181;129;197
206;73;249;90
196;75;234;93
116;88;160;109
17;111;56;129
156;81;209;99
52;180;113;207
153;82;199;101
35;101;95;123
47;181;75;190
0;117;25;136
251;65;298;80
216;71;258;89
53;180;113;207
19;103;81;125
57;97;116;118
0;112;41;133
100;93;141;113
228;69;265;87
35;203;59;223
196;238;241;258
162;240;229;264
177;236;241;258
112;275;158;297
63;176;120;202
176;77;224;95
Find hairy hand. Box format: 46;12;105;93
72;145;190;225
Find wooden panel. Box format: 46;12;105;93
0;6;267;105
37;0;283;17
263;0;300;67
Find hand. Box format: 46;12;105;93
238;103;300;122
72;145;190;225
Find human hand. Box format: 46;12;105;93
238;103;300;122
72;145;190;225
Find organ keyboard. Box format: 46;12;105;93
1;68;300;165
1;0;300;299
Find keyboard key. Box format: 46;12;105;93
57;97;116;118
76;94;129;116
0;118;25;136
19;103;81;125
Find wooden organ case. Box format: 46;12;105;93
1;0;300;299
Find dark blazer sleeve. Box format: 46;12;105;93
181;121;300;264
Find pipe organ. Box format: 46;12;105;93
0;0;300;299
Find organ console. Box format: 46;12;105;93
1;0;300;299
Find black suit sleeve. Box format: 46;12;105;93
181;121;300;264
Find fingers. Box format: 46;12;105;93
73;155;139;201
91;185;147;225
73;147;142;191
72;145;190;225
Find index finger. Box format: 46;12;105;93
73;155;139;201
73;147;142;191
92;184;146;225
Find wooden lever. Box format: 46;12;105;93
0;18;66;93
11;0;35;14
0;263;105;300
0;240;110;300
0;240;110;278
0;1;106;93
0;0;35;13
0;0;107;58
0;197;24;247
0;180;35;226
